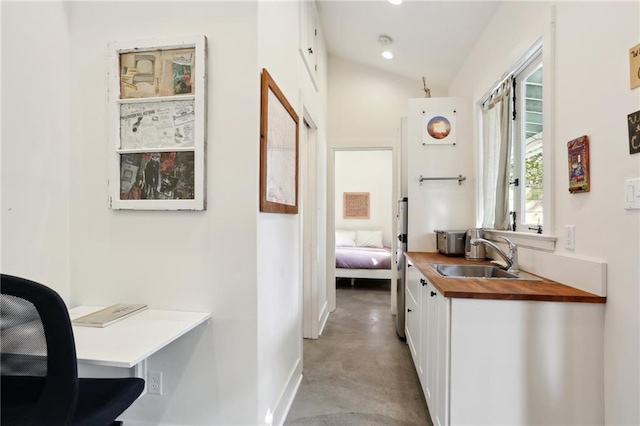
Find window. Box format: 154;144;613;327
479;42;548;235
509;52;543;233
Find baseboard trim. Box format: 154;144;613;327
318;301;329;336
272;356;303;426
122;358;303;426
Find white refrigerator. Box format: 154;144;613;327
396;197;408;339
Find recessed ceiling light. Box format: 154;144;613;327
378;35;393;46
378;35;394;59
389;0;403;5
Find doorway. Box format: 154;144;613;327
301;112;329;340
331;149;397;314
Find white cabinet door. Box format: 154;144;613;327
434;286;450;426
448;299;604;425
405;260;420;369
406;268;452;426
426;281;441;424
406;268;603;425
419;275;430;403
420;280;450;426
306;4;318;74
298;0;319;91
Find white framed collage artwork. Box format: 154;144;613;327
108;35;207;210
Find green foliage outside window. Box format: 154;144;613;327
526;153;543;189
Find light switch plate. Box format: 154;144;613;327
624;179;640;209
565;225;575;250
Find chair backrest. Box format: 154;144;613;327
1;274;79;425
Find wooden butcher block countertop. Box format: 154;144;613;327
405;252;606;304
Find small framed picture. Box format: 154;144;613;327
628;110;640;154
567;135;590;194
629;42;640;89
343;192;370;219
422;111;456;146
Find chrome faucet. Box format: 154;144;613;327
470;236;519;273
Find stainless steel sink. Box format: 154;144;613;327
431;264;541;280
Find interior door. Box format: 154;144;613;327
302;120;319;339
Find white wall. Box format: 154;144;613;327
3;2;327;424
327;55;444;148
326;55;424;310
66;2;260;425
1;2;71;301
449;2;640;424
335;150;393;247
256;3;301;424
406;97;474;252
256;1;327;424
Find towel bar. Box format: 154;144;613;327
419;175;467;186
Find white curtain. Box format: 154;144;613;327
481;78;513;230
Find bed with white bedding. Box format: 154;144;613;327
335;230;392;283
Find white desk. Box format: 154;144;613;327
69;306;210;378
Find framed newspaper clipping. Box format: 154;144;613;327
108;36;207;210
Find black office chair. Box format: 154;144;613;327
1;274;145;426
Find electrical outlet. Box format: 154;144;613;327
148;370;163;395
565;225;575;250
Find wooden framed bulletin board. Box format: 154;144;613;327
259;68;300;214
108;35;207;210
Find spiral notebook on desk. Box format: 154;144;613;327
72;304;148;328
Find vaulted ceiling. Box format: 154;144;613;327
317;1;501;91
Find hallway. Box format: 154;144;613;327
286;279;432;425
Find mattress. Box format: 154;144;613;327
335;246;392;270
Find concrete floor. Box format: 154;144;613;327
285;279;432;426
